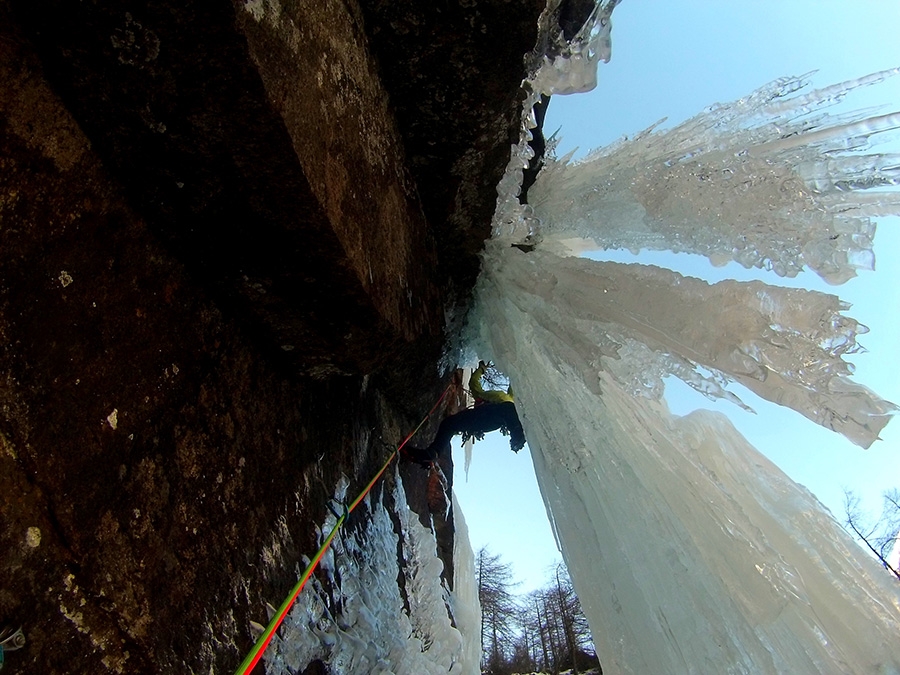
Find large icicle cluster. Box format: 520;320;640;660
529;70;900;285
465;17;900;674
478;247;894;448
493;68;900;451
265;473;479;674
493;0;623;243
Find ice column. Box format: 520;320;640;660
452;493;483;674
470;246;900;672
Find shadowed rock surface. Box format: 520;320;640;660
0;0;542;672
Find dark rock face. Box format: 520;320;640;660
7;0;441;376
0;0;540;672
359;0;546;296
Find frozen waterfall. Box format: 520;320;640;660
471;255;900;671
266;473;480;674
467;16;900;674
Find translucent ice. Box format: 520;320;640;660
526;70;900;286
465;43;900;673
531;0;622;96
451;492;482;673
475;246;894;448
468;249;900;672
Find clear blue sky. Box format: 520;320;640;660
454;1;900;595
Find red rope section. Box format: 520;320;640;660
235;381;454;675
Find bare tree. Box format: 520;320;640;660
476;547;519;673
526;591;551;672
554;565;581;674
517;566;599;675
507;636;534;675
551;564;597;674
843;488;900;581
473;552;600;675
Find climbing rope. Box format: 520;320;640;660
234;382;454;675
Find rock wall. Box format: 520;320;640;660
0;0;541;672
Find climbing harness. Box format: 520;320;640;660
234;382;454;675
0;625;25;671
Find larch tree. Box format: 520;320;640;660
476;547;519;674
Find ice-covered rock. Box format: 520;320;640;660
266;473;480;674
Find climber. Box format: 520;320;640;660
403;361;525;466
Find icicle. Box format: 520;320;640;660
530;0;620;96
480;246;894;447
492;0;624;242
528;72;900;285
